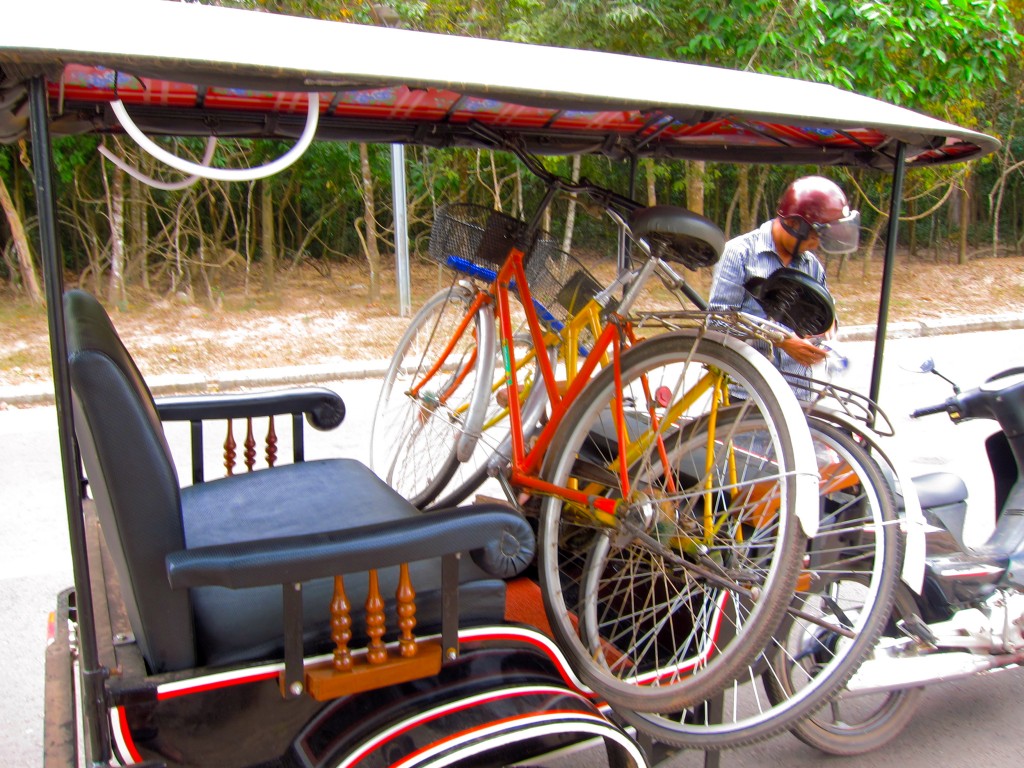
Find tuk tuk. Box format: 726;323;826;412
0;1;998;766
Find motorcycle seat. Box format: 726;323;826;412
912;471;968;509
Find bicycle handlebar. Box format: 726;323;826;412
467;120;641;216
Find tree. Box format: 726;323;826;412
356;142;384;302
0;158;43;304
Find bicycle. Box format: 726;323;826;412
371;143;820;713
613;408;902;747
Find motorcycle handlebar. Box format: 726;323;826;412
911;401;953;419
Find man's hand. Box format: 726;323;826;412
778;336;828;366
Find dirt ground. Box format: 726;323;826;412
2;250;1023;390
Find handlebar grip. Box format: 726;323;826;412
911;402;951;419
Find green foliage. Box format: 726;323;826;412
5;0;1024;301
676;0;1020;116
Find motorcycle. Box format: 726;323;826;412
788;360;1024;755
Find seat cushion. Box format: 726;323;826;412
181;459;506;667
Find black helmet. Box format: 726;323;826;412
777;176;860;254
745;268;835;337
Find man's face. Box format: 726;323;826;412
779;216;820;256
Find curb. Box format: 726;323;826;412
0;359;394;408
836;312;1024;342
4;314;1024;408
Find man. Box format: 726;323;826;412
708;175;859;391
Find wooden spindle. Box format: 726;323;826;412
396;563;417;658
304;566;442;701
330;576;353;672
244;418;257;473
365;570;387;665
265;415;278;467
223;419;236;476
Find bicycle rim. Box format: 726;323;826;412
538;329;810;713
370;284;493;508
618;416;901;747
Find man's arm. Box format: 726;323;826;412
708;243;748;313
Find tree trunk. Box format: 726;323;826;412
0;169;42;304
908;196;917;258
261;178;276;293
359;142;382;302
738;166;753;233
958;177;970;266
644;157;657;206
861;215;888;278
104;155;127;305
129;174;150;291
561;155;582;254
686;160;706;216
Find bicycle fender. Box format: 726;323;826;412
809;407;926;594
456;301;496;462
698;328;820;538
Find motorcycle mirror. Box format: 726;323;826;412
901;356;960;392
900;356;935;374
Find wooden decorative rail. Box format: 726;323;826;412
223;416;279;476
211;411;442;700
304;563;442;701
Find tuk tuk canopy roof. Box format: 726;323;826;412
0;0;1000;169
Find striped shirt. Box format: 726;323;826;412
708;219;830;397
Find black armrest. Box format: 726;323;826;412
166;504;534;589
155;387;345;431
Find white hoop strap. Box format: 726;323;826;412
109;92;320;182
98;137;218;190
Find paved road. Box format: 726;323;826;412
3;329;1023;767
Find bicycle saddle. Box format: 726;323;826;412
629;205;725;270
745;267;835;336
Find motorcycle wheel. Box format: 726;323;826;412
784;579;925;755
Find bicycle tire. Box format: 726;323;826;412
370;284;494;508
616;416;901;747
538;329;811;713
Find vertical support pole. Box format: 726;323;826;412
29;75;111;764
292;412;305;463
441;553;460;663
868;142;907;421
282;582;305;699
391;144;411;317
702;693;724;768
190;420;204;484
619;155;639;274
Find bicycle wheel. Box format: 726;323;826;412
370;283;494;508
786;580;924;755
616;416;901;747
538;328;813;713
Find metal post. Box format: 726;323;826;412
28;76;111;763
391;143;411;317
868;142;907;416
619;155;639;273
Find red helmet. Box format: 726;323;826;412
777;176;860;253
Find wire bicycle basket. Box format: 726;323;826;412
428;203;605;333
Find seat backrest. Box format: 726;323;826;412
64;289;196;671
